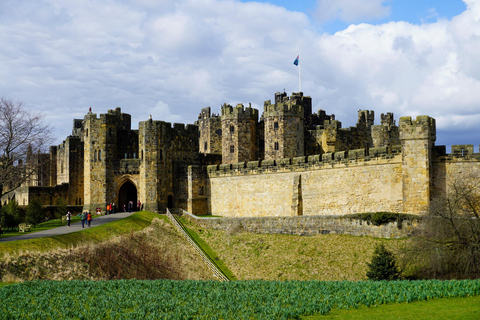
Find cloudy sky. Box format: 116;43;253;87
1;0;479;149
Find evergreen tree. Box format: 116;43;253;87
0;199;23;230
366;243;401;280
55;198;67;220
26;199;44;226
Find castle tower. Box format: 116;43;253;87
221;103;258;164
399;115;436;214
83;108;132;212
371;112;400;148
263;92;305;160
356;110;375;149
138;118;164;212
196;107;222;154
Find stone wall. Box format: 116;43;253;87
205;153;404;217
181;210;417;239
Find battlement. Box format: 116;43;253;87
322;119;342;130
263;93;306;119
207;149;401;177
139;119;197;134
399;115;436;141
433;144;480;160
197;107;221;120
221;103;259;121
357;110;374;127
380;113;395;127
85;107;131;131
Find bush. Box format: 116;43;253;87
26;199;44;226
0;199;24;230
55;198;67;220
367;243;401;280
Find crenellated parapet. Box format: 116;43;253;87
221;103;259;121
207;149;401;177
371;112;400;148
263;96;305;119
399;115;436;142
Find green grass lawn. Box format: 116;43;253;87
305;294;480;319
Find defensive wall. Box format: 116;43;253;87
190;148;405;217
180;209;417;239
188;142;480;219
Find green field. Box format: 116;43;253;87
1;279;479;319
1;212;480;319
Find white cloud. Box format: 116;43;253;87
1;0;480;149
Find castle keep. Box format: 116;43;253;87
4;92;480;218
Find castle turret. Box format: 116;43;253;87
196;107;222;155
221;103;258;164
371;112;400;148
399;115;436;214
263;92;305;160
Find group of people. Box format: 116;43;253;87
66;211;92;228
106;203;116;215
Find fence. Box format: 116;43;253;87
166;208;229;281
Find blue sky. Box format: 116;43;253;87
0;0;479;149
244;0;467;33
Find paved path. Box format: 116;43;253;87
0;211;136;242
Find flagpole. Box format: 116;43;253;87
299;57;301;92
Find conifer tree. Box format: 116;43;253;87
366;243;401;280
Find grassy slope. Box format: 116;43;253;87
180;217;408;281
1;212;216;281
0;211;159;257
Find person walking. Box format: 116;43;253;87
87;212;92;227
66;211;72;227
81;211;87;228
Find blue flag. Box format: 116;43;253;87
293;55;299;66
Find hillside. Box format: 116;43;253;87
180;217;408;281
0;216;216;282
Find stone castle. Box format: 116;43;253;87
4;92;480;218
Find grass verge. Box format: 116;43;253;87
303;294;480;319
0;211;161;257
179;217;237;280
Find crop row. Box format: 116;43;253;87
1;279;480;319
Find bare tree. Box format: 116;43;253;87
0;97;53;197
405;173;480;279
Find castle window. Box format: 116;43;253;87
230;125;234;133
160;149;163;160
204;142;208;151
86;129;88;138
124;153;127;159
133;152;136;159
216;129;222;135
94;151;97;162
141;150;144;160
98;150;102;161
230;145;234;153
274;142;279;151
274;121;279;129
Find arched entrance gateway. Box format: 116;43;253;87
118;181;138;212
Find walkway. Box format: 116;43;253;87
0;211;135;242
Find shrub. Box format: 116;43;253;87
367;243;401;280
0;199;24;230
26;199;44;226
